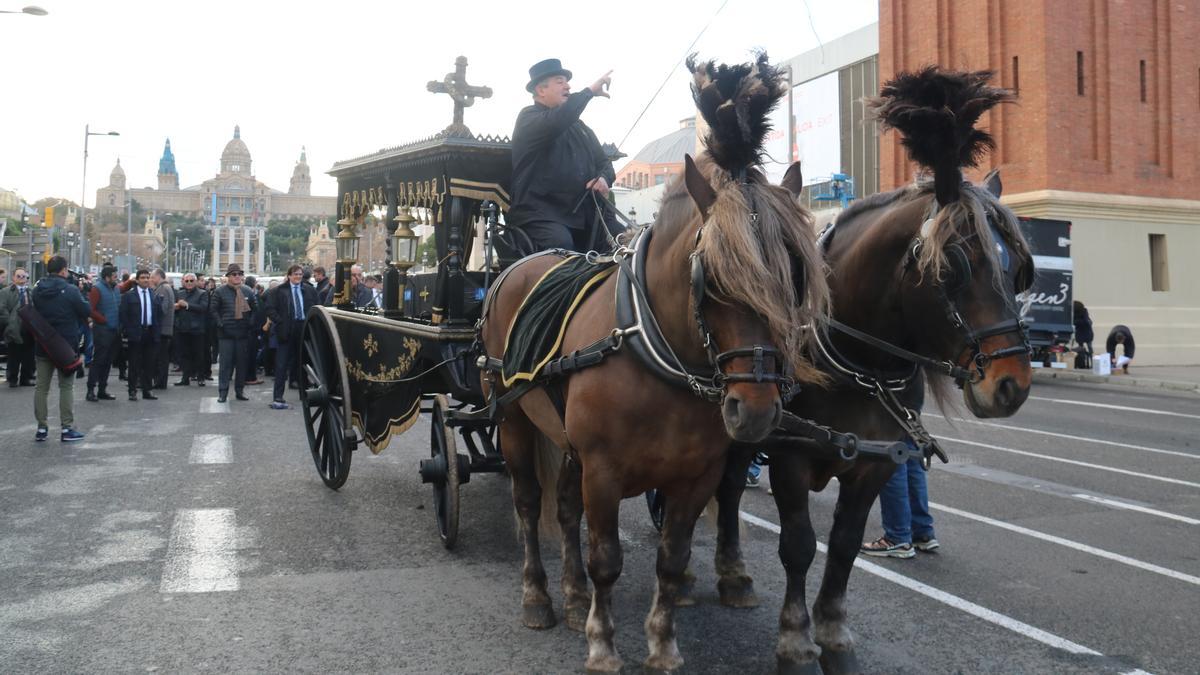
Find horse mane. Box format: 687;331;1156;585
648;54;828;383
867;67;1024;287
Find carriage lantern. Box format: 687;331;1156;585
335;215;360;262
391;208;420;269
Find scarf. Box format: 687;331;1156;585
233;286;250;320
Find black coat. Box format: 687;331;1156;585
119;285;164;343
266;282;318;342
30;275;90;357
509;89;616;231
175;287;210;334
208;284;258;338
1105;325;1135;358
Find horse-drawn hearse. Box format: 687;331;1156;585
301;55;1035;673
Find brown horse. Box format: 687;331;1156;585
709;67;1036;674
479;55;829;672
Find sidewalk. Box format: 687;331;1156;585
1032;363;1200;394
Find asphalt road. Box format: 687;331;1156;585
1;374;1196;673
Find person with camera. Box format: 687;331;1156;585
31;256;91;442
85;266;122;402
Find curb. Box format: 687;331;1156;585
1032;368;1200;394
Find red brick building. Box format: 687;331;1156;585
880;0;1200;365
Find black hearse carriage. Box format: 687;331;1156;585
300;58;524;548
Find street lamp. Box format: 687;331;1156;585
0;6;48;15
81;124;120;268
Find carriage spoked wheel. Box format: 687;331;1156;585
299;307;355;490
420;394;461;549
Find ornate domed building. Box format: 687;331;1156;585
95;126;335;275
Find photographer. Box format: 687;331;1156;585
31;256;91;442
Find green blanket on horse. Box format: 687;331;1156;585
501;255;616;387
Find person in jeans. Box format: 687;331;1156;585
861;387;939;559
86;266;122;402
31;256;91;442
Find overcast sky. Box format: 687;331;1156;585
1;0;876;207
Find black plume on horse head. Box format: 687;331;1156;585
687;52;788;174
870;67;1014;206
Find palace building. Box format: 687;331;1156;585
95;126;336;275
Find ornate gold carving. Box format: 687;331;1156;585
346;336;421;383
363;333;379;358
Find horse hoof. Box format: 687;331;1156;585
644;653;684;673
565;604;589;632
777;658;822;675
818;648;861;675
522;603;557;630
718;575;760;608
584;653;624;673
674;592;697;607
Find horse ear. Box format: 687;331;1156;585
683;154;717;221
984;169;1003;198
780;162;804;197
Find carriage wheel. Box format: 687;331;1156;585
428;394;461;549
300;307;355;490
645;489;666;532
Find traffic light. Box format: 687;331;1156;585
43;205;54;228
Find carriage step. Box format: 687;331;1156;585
445;407;492;423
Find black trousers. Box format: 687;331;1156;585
154;335;173;388
5;331;35;383
127;336;156;394
177;331;206;383
87;326;118;393
218;335;249;395
272;324;303;401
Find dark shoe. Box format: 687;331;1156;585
35;426;48;442
197;380;206;387
745;474;760;488
142;392;159;401
217;394;228;403
20;380;35;387
235;393;250;401
75;368;85;379
118;372;127;381
86;392;99;403
173;380;190;386
98;391;116;401
289;382;299;390
270;400;290;410
129;393;138;401
61;428;85;443
913;535;940;552
860;537;915;559
8;381;18;388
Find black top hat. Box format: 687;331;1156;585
526;58;572;93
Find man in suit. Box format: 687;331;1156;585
209;263;257;403
119;269;162;401
0;267;36;386
265;264;318;409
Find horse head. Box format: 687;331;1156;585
642;54;828;441
871;67;1033;417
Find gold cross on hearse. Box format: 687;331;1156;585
419;287;430;301
427;55;493;138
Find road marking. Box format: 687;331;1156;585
199;398;230;413
929;502;1200;586
1028;395;1200;421
738;511;1107;658
189;435;232;464
1070;494;1200;526
160;509;239;593
925;413;1198;460
940;437;1200;489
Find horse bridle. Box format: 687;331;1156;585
822;202;1031;390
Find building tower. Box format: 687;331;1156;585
289;146;311;196
109;158;126;190
220;124;252;176
157;138;179;190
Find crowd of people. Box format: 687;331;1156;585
0;258;385;443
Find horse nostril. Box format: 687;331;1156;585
722;395;744;427
996;376;1019;408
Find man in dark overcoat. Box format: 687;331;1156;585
509;58;624;253
209;264;257;403
118;269;163;401
265;264;318;409
173;272;210;386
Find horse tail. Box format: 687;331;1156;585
870;67;1014;206
532;431;564;541
687;51;789;174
